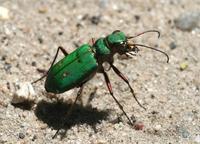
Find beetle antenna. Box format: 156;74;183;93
128;30;160;39
133;44;169;63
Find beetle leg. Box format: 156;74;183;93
86;86;97;106
76;85;85;106
102;70;134;126
88;38;96;45
48;46;69;72
32;46;69;84
52;84;84;139
110;64;146;110
58;46;68;56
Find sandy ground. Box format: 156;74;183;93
0;0;200;143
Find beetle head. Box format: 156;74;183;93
105;30;142;55
106;30;169;63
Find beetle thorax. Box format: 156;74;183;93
93;38;112;63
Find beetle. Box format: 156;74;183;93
32;30;169;137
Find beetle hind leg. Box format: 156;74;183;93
32;46;69;84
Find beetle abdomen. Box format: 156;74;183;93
45;44;98;94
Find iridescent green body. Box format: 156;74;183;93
45;31;127;93
34;30;168;135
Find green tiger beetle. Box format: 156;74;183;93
32;30;169;138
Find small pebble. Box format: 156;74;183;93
134;122;144;130
58;31;63;35
150;94;155;99
194;135;200;143
4;62;12;72
76;23;83;28
131;115;136;123
1;135;8;143
180;62;188;71
19;132;25;139
31;61;37;66
38;37;43;44
174;12;200;31
169;42;177;50
38;6;48;13
1;36;8;43
12;82;36;104
1;55;7;61
151;111;159;115
112;4;119;11
176;126;190;138
99;0;108;8
155;124;162;131
32;135;37;141
96;139;107;144
134;15;140;22
90;15;101;25
0;6;10;20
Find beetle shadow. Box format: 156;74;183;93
12;101;34;110
35;100;109;137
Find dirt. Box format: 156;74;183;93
0;0;200;143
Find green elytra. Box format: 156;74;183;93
32;30;169;138
45;44;98;93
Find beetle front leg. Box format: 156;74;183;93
102;69;134;126
110;64;146;110
32;46;69;84
88;38;96;45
